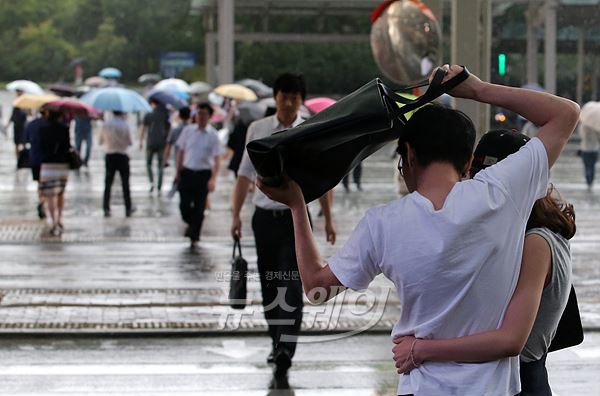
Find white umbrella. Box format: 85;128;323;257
6;80;44;95
154;78;191;94
580;101;600;129
189;81;213;95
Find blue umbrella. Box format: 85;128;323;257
99;67;122;79
80;87;152;113
147;89;188;110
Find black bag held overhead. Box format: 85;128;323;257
229;238;248;310
246;67;470;203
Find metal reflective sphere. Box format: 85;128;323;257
371;0;441;84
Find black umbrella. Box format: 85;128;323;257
49;84;76;97
147;89;188;110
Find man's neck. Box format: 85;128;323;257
276;113;297;128
197;122;208;130
415;162;462;210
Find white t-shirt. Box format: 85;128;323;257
328;138;549;396
175;123;222;171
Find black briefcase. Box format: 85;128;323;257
246;67;470;202
228;238;248;310
548;285;584;352
17;148;31;169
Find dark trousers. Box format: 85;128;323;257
518;354;552;396
252;207;304;358
581;151;598;186
146;146;165;190
178;168;211;242
75;129;92;164
342;162;363;189
103;153;131;213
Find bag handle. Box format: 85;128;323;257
232;237;242;258
381;66;471;122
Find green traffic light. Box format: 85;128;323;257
498;53;506;76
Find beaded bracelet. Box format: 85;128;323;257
410;338;420;367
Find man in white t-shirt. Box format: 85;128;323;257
256;65;580;395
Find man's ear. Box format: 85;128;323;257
406;143;416;168
463;154;474;178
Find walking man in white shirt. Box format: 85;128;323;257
100;111;134;218
256;65;580;395
175;103;221;248
230;72;336;389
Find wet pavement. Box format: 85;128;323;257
0;90;599;393
0;332;598;395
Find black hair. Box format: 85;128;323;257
113;110;124;116
396;104;476;174
273;72;306;100
149;98;161;106
197;102;214;116
47;110;62;123
179;106;191;120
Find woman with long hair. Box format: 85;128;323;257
38;110;71;236
392;131;576;396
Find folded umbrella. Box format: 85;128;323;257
7;80;44;95
147;89;188;110
80;87;152;113
13;94;60;110
214;84;258;101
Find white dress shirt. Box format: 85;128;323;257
100;117;132;154
238;114;304;210
176;123;223;171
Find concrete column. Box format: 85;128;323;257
593;56;599;101
205;32;217;86
544;0;557;95
218;0;235;84
451;0;491;138
526;1;539;85
576;28;585;104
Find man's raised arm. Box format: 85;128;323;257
443;65;580;168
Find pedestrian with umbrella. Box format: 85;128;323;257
80;87;150;217
4;89;28;161
25;108;51;220
99;110;134;218
579;101;600;191
38;110;72;236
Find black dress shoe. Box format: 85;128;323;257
267;348;275;364
37;203;46;219
274;348;292;377
269;372;290;390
